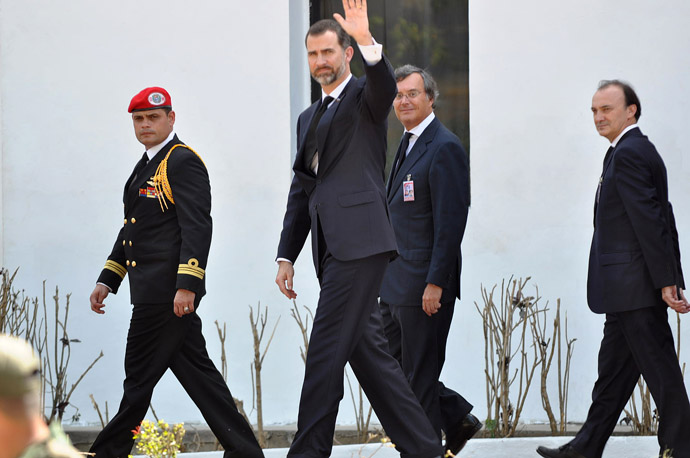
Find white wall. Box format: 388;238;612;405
1;0;689;431
466;0;690;423
0;0;322;426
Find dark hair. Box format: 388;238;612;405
598;79;641;121
394;64;439;108
131;107;173;115
305;19;351;50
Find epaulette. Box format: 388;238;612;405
152;144;206;212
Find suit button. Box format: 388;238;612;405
316;179;322;184
131;261;137;267
126;260;130;266
124;219;127;225
131;218;136;224
122;240;125;246
129;241;133;247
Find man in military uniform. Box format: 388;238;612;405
88;87;263;458
0;334;82;458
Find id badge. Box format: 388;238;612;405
403;175;415;202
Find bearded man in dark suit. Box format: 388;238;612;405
537;81;690;458
275;2;442;457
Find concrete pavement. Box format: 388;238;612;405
140;436;660;457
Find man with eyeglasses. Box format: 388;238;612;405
380;64;480;457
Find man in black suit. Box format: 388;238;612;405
275;2;442;457
537;81;690;458
89;87;263;458
380;65;480;456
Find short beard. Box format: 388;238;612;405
311;60;346;87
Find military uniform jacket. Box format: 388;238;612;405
97;135;212;304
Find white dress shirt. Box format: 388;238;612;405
402;112;436;156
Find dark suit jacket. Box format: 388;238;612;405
379;117;470;306
277;57;398;271
587;127;684;313
97;135;212;304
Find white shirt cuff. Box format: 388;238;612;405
97;282;112;292
358;38;382;66
276;258;293;265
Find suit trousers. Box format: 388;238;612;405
380;300;473;439
288;252;443;458
89;303;263;458
569;306;690;458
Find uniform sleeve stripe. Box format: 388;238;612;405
178;266;205;280
104;260;127;279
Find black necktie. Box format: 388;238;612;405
303;96;334;173
130;152;149;189
394;132;413;176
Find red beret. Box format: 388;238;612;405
128;87;172;113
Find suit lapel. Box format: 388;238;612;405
601;128;639;177
592;127;642;221
387;118;440;202
386;137;406;196
124;154;147;201
293;101;320;176
314;77;356;177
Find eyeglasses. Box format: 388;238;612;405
395;90;422;101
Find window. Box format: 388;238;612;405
310;0;470;173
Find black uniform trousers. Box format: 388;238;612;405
89;303;263;458
288;231;442;458
569;306;690;458
379;300;473;440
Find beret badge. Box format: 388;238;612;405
148;92;166;106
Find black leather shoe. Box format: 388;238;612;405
536;444;587;458
445;413;482;455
